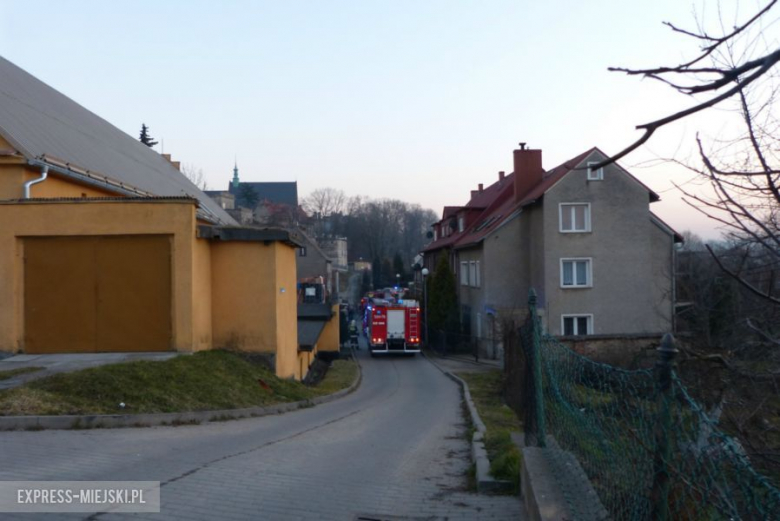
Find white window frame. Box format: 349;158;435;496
469;261;477;288
560;258;592;288
561;314;593;335
458;215;465;233
460;261;469;286
433;229;438;241
559;203;591;233
587;161;604;181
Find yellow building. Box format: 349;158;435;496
0;56;317;380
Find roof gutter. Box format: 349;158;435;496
27;158;152;198
26;158;224;225
23;165;48;198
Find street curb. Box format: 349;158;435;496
422;352;514;494
0;355;362;432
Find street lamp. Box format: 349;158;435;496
421;268;430;349
395;273;400;288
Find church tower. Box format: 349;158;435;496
231;160;240;189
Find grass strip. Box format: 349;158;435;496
0;351;357;416
0;367;44;381
456;370;523;492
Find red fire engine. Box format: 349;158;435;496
364;297;421;356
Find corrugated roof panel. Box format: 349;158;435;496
0;56;236;225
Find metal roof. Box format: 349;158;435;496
197;224;303;247
298;320;327;349
0;56;236;225
298;303;334;319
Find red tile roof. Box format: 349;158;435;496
453;148;597;249
422;173;514;253
423;146;666;253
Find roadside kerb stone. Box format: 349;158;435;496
0;355;362;432
422;352;514;494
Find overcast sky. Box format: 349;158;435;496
0;0;758;240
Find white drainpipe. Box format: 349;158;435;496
23;165;48;198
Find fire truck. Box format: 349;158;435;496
364;297;421;356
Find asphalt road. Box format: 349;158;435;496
0;344;523;520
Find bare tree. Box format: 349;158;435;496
302;188;347;217
603;0;780;165
608;4;780;480
181;163;209;191
606;1;780;310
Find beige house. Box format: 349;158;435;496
423;144;682;356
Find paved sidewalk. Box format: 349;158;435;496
0;352;182;390
424;350;503;375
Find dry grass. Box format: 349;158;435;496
0;366;44;381
0;351;358;416
456;370;522;491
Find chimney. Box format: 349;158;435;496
513;142;543;202
478;183;484;193
499;171;505;181
161;153;181;171
470;190;478;199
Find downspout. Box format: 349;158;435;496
23;165;48;198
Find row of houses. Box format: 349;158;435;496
0;56;338;380
422;144;682;358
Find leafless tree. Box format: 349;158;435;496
605;4;780;479
605;1;780;313
181;163;209;191
302;187;347;217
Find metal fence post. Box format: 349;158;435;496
528;289;546;448
651;333;677;521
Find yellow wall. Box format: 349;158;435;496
0;200;197;353
318;304;341;352
0;163;27;200
274;242;299;379
211;241;278;352
210;241;300;379
23;170;116;199
0;161;117;200
0;159;303;377
192;238;213;352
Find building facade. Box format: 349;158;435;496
423;144;681;357
0;56;317;380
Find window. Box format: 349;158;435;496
469;261;477;287
562;314;592;335
559;203;591;232
475;261;481;287
299;247;307;257
560;258;592;288
458;216;465;233
587;162;603;181
433;229;438;241
460;261;469;286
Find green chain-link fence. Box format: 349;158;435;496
520;289;780;520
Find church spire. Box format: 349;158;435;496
231;158;240;189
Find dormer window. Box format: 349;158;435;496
458;216;465;233
587;162;603;181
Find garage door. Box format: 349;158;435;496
24;235;172;353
